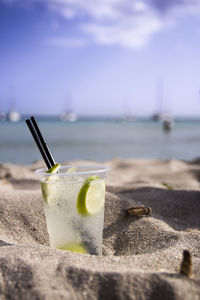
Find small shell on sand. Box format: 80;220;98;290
126;206;152;216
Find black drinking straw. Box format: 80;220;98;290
26;117;56;169
30;116;56;167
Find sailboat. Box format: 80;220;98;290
7;110;21;122
119;98;135;122
59;94;78;122
0;100;6;121
0;111;6;121
59;111;77;122
152;79;165;121
161;113;174;132
7;96;21;122
151;79;174;131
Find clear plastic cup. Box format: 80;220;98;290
35;165;109;255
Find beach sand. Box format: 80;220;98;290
0;158;200;299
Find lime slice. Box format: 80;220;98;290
76;175;105;216
41;164;60;205
66;166;77;173
58;242;87;254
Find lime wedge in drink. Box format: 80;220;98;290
66;166;77;173
76;175;105;216
58;242;87;254
41;164;60;205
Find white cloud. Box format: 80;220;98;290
2;0;200;48
45;0;163;48
83;14;162;48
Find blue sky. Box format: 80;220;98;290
1;0;200;117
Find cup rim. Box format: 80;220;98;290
35;164;110;177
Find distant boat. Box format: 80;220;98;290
60;93;78;122
151;79;174;131
59;111;78;122
7;110;21;122
151;112;163;121
152;111;174;132
0;112;6;121
161;113;174;133
119;114;136;122
152;79;165;121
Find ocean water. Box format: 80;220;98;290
0;120;200;164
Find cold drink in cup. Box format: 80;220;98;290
36;165;109;255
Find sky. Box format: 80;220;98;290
1;0;200;117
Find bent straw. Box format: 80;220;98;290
26;118;55;169
30;116;56;167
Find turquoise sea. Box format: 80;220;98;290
1;119;200;164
